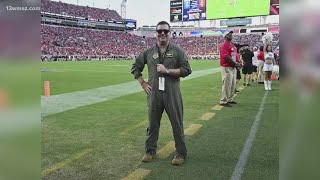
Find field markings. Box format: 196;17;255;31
230;91;269;180
122;168;151;180
41;148;93;177
104;65;130;67
44;69;124;73
123;83;247;178
123;123;204;179
157;141;175;159
42;67;221;117
212;105;223;111
185;124;203;136
200;112;215;121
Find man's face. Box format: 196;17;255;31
225;33;232;41
156;24;170;45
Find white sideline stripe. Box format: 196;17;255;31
104;65;129;67
41;67;221;117
45;69;125;73
230;91;269;180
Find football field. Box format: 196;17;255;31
41;60;278;179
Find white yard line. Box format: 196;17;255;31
230;91;269;180
43;69;122;73
41;67;221;117
103;65;129;67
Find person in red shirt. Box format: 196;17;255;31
257;46;265;84
219;31;240;107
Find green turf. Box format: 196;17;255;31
41;61;134;95
242;85;279;179
143;82;279;180
41;61;278;179
40;60;220;95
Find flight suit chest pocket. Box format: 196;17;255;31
147;53;159;78
163;53;177;69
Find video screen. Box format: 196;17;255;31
206;0;270;20
183;0;206;21
125;19;137;29
170;0;183;22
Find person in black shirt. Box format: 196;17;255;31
234;44;248;92
241;47;254;86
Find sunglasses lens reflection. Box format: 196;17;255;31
157;30;169;34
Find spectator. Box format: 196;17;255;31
41;24;279;59
257;46;265;84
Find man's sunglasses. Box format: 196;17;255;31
156;29;170;34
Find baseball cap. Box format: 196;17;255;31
223;30;233;37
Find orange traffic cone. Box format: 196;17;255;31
44;81;51;97
271;74;277;80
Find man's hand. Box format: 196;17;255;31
157;64;168;74
141;81;152;94
235;62;240;68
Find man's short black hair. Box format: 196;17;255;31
156;21;171;30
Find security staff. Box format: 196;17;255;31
219;31;239;107
131;21;192;166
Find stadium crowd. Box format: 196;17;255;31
41;0;279;60
41;25;147;59
41;25;279;60
41;0;122;21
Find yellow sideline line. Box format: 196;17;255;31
212;105;223;111
41;148;93;177
200;112;216;121
185;124;203;136
122;168;151;180
125;83;248;179
157;141;175;159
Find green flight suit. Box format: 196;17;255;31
131;42;192;158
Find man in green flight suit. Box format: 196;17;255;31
131;21;192;166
